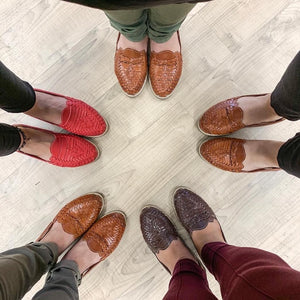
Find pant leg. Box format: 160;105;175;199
0;242;58;300
0;61;35;113
163;258;218;300
271;51;300;120
148;3;196;43
104;9;147;42
201;242;300;300
0;123;22;156
33;260;80;300
277;132;300;178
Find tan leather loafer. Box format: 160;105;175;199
77;211;126;276
114;35;147;97
198;94;284;136
199;138;281;172
149;31;182;99
37;193;104;252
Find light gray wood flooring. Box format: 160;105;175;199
0;0;299;299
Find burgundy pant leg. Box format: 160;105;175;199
201;242;300;300
163;258;218;300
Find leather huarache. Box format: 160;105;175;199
37;193;104;249
174;188;217;234
199;137;281;173
198;94;284;136
114;35;147;97
80;211;126;276
149;31;182;99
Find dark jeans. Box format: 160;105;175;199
0;242;80;300
163;242;300;300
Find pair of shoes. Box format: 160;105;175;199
140;187;225;274
16;89;108;167
114;32;182;99
197;94;284;173
37;193;126;276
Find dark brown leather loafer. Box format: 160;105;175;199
140;206;179;274
174;187;226;242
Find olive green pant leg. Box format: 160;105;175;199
104;9;147;42
0;242;58;300
148;3;196;42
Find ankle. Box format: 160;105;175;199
191;220;225;255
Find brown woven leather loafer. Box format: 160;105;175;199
114;35;147;97
199;138;281;172
140;206;181;274
78;211;126;276
37;193;104;253
198;94;284;136
149;31;182;99
174;187;226;242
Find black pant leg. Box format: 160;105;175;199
0;61;35;113
271;51;300;120
277;132;300;178
0;123;21;156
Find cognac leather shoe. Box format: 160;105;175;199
199;137;281;172
37;193;104;254
140;206;181;274
114;34;147;97
198;94;284;136
149;31;182;99
174;187;226;241
17;124;100;167
34;89;108;137
68;211;126;276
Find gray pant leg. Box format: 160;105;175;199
0;242;58;300
33;260;81;300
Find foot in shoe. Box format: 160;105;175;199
117;34;148;51
62;239;101;274
25;91;66;125
242;139;284;171
238;93;281;125
17;126;53;161
40;222;76;254
174;188;226;256
192;220;225;255
37;193;103;255
156;239;197;274
62;212;126;276
150;32;180;53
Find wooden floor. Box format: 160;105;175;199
1;0;300;299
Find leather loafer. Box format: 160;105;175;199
34;89;108;137
198;94;284;136
174;187;226;241
140;206;180;274
114;34;147;97
199;137;281;172
74;211;126;276
16;124;100;167
149;31;182;99
37;193;104;253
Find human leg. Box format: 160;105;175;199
140;206;217;300
148;4;195;98
271;51;300;121
0;242;57;300
174;187;300;300
0;123;21;156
